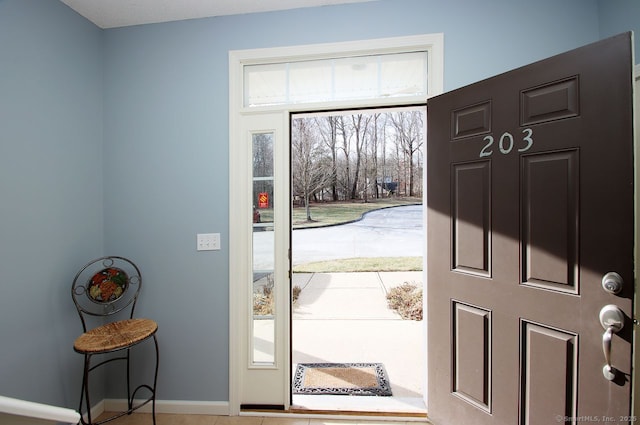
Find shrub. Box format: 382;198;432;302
292;285;301;302
253;290;274;316
386;282;423;320
253;285;302;316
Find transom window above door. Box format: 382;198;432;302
234;34;443;110
244;51;429;107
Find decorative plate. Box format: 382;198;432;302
87;267;128;303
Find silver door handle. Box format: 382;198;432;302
599;304;624;381
602;326;616;380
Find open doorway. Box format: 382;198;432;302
230;34;443;414
288;106;427;414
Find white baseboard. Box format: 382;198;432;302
103;399;230;416
80;399;105;423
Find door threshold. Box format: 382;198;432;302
290;394;427;417
290;406;427;418
240;396;428;420
241;407;429;422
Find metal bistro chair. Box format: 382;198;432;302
71;256;159;425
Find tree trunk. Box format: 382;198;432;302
305;194;312;221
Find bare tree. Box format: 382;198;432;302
369;113;382;199
291;118;333;221
349;114;372;200
379;115;394;197
389;111;424;197
336;115;351;200
252;133;273;209
291;108;425;209
314;116;339;201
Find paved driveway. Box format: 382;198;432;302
252;204;424;270
292;204;424;265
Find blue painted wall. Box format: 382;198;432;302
0;0;104;409
1;0;638;410
598;0;640;48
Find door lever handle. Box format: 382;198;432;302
602;326;616;380
599;304;624;381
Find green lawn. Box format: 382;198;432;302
293;256;423;273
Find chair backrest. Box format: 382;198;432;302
71;256;142;332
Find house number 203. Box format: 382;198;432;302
479;128;534;158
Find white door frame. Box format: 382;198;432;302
633;62;640;418
228;34;444;415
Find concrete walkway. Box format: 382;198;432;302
291;271;426;414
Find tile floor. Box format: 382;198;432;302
95;412;427;425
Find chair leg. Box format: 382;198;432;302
152;334;159;425
77;336;158;425
126;348;132;413
79;354;92;425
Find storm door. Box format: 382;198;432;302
427;33;635;424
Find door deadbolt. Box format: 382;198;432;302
602;272;624;295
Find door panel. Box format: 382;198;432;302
520;321;578;423
452;301;492;411
451;161;491;276
521;150;579;293
427;33;634;425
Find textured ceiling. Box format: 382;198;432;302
61;0;376;29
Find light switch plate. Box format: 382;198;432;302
197;233;220;251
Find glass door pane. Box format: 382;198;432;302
252;132;275;365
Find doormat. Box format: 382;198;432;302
292;363;392;396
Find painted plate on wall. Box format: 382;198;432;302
87;267;128;303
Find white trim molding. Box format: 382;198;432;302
228;33;444;416
632;61;639;420
0;395;80;424
104;399;230;416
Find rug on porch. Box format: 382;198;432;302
292;362;392;396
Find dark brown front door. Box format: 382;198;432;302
427;33;634;425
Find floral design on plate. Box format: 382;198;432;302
87;267;128;303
